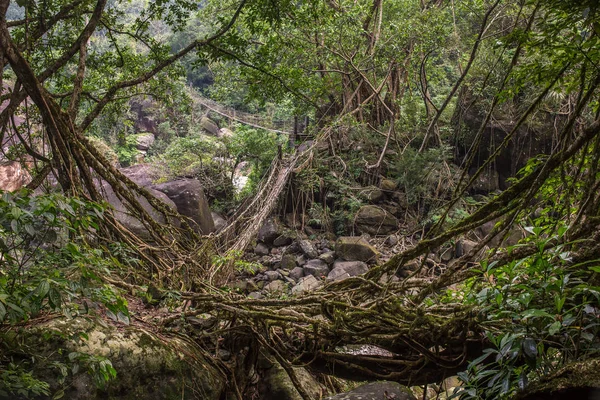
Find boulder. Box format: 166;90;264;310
361;186;384;203
258;352;323;400
258;219;281;245
153;179;215;234
455;239;478;257
134;132;155;151
324;382;415;400
303;259;329;278
328;261;369;282
3;317;224;400
273;234;293;247
264;280;286;293
217;127;234;139
380;179;398;192
120;164;160;187
254;243;270;256
264;270;281;281
319;251;336;265
298;239;319;259
200;116;220;136
335;236;378;263
102;182;179;240
291;275;322;295
0;161;31;191
280;254;297;270
289;266;304;281
355;205;398;235
211;212;227;232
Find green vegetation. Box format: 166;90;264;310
1;0;600;398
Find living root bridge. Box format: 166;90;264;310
174;276;484;387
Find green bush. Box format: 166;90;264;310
454;224;600;399
0;191;128;397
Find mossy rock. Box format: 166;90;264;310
2;317;225;400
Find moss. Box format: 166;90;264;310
516;358;600;399
2;317;225;400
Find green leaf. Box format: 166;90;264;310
36;280;51;299
0;302;6;321
48;288;62;309
522;338;537;359
548;320;562;335
521;309;552;319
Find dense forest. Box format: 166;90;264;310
1;0;600;398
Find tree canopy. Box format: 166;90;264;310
1;0;600;399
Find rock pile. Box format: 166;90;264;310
236;219;384;299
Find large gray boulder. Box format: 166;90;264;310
303;259;330;278
335;236;378;263
324;382;415;400
120;164;159;187
211;212;227;232
354;205;398;235
200;116;220;136
328;260;369;282
2;317;225;400
258;352;323;400
101;182;179;240
153;179;215;234
134;132;155;151
258;218;281;245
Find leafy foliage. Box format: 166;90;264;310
0;191;129;396
455;223;600;399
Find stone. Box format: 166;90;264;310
303;259;330;278
291;275;322;295
211;212;227;232
440;246;454;262
134;132;155;151
0;161;31;191
324;382;415;400
385;234;399;246
264;280;286;293
289;266;305;281
259;353;323;400
120;163;159;187
335;236;379;263
101;181;179;241
296;254;307;266
217;127;234;139
273;234;293;247
328;260;369;281
381;203;400;217
153;179;215;234
362;186;384;203
258;218;280;245
319;251;336;265
280;254;297;270
456;239;478;257
298;239;319;258
264;270;281;281
248;291;263;299
380;178;398;192
200;116;220;135
4;317;224;400
254;243;270;256
228;280;248;292
355;205;399;235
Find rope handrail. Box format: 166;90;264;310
195;96;294;135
